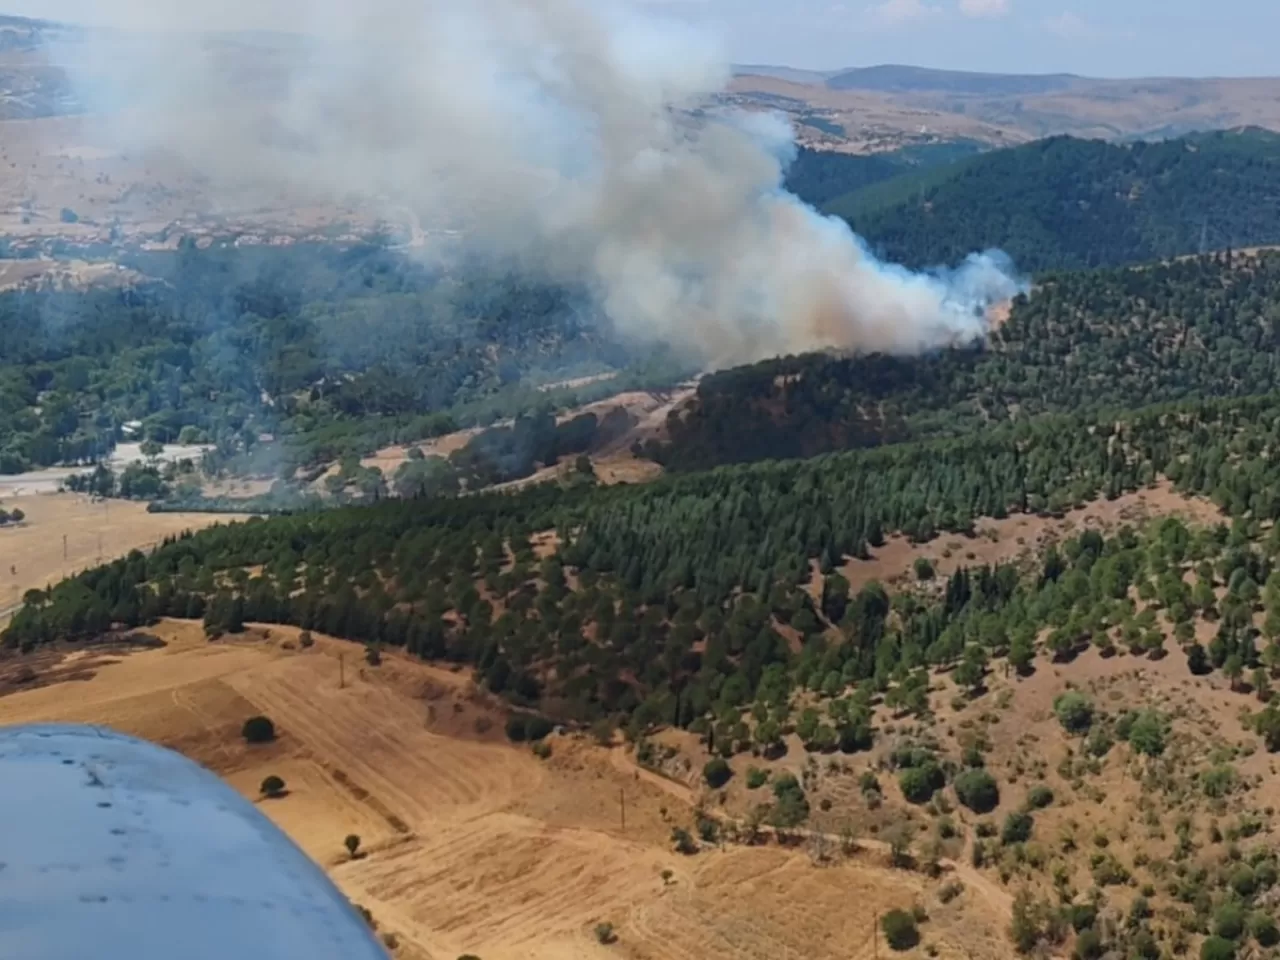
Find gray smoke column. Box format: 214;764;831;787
54;0;1025;368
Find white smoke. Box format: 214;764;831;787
52;0;1025;367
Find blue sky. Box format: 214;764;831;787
645;0;1280;77
12;0;1280;78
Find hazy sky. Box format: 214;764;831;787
10;0;1280;77
646;0;1280;77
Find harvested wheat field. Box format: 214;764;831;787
0;494;229;618
0;620;1016;960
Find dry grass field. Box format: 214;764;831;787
0;493;229;617
0;621;1017;960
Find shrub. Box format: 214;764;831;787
1230;864;1257;897
1200;936;1236;960
1066;903;1096;932
881;909;920;951
241;715;276;744
746;767;769;790
1127;711;1167;757
914;558;936;581
532;741;552;759
344;834;361;859
1053;692;1094;734
703;758;733;789
506;713;553;742
299;630;315;648
1002;811;1034;845
260;775;286;798
505;715;529;741
595;922;616;945
1255;859;1278;888
770;773;810;827
1250;912;1280;947
1202;764;1239;798
1025;784;1054;810
525;715;553;741
954;768;1000;814
1130;931;1159;960
671;826;697;855
1074;928;1104;960
1214;902;1246;940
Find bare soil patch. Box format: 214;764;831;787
837;480;1221;595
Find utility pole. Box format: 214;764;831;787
339;653;345;689
62;534;67;561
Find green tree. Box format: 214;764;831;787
1214;902;1246;940
1250;911;1279;947
242;715;276;744
1225;653;1245;691
899;763;944;804
881;910;920;951
954;768;1000;814
1127;711;1167;757
1002;811;1034;844
703;758;733;789
1008;632;1035;676
1053;692;1094;734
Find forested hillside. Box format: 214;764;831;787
827;130;1280;271
18;201;1280;960
654;251;1280;470
9;389;1280;727
782;142;985;208
0;242;684;475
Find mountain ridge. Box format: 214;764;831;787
729;63;1280;151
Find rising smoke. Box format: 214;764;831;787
54;0;1025;368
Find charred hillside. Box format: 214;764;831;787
651;251;1280;472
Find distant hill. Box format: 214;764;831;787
823;65;1082;98
729;64;1280;150
824;129;1280;272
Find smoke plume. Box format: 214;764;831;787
53;0;1025;368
